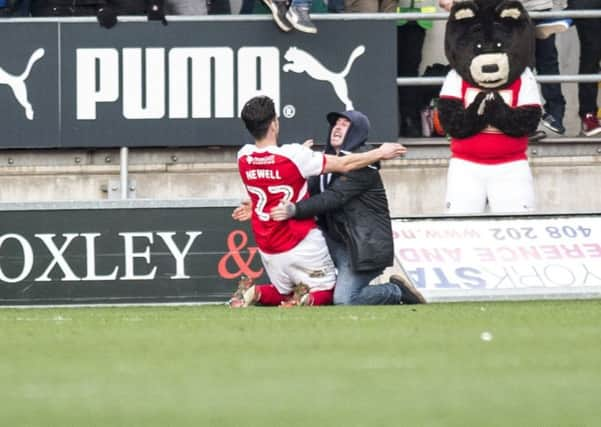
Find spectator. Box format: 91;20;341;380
259;0;319;33
31;0;166;28
270;110;426;305
567;0;601;136
397;1;437;137
31;0;143;16
231;96;407;307
348;0;416;136
521;0;568;135
166;0;207;14
207;0;229;13
327;0;344;12
0;0;28;16
438;0;452;11
345;0;394;13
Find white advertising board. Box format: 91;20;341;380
390;216;601;302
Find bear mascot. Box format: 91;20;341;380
438;0;543;213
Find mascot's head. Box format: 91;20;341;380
444;0;534;89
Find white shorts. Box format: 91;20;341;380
259;228;336;295
445;158;536;214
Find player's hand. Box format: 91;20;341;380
377;143;407;160
232;200;252;221
302;139;314;148
270;201;296;221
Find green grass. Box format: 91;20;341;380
1;301;601;427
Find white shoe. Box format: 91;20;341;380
285;5;317;34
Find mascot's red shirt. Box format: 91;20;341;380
440;67;541;164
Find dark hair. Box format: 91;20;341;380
241;96;276;140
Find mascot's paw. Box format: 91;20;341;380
490;91;508;108
466;91;489;117
485;91;521;131
485;92;510;117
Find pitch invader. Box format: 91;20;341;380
232;96;407;307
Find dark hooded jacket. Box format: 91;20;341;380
292;110;394;272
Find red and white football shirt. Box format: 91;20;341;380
440;67;542;164
237;143;327;254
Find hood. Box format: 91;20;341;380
325;110;370;155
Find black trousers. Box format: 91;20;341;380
532;11;566;122
397;22;426;117
397;22;426;135
568;0;601;117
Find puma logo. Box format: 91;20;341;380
283;45;365;110
0;48;45;120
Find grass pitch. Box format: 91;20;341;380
1;300;600;427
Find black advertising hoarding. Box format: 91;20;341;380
0;23;59;148
3;204;601;305
0;18;397;149
0;202;268;305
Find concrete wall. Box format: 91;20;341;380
2;147;601;216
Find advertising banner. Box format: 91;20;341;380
0;203;268;305
390;215;601;302
3;204;598;306
0;19;397;149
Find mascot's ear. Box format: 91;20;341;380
449;0;478;22
496;0;528;22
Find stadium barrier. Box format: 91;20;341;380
388;213;601;302
0;200;261;306
1;200;600;306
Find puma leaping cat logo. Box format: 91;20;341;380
283;45;366;110
0;48;45;120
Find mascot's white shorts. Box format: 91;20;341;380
258;228;336;295
445;158;535;214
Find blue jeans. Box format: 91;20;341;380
327;237;402;305
239;0;312;12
